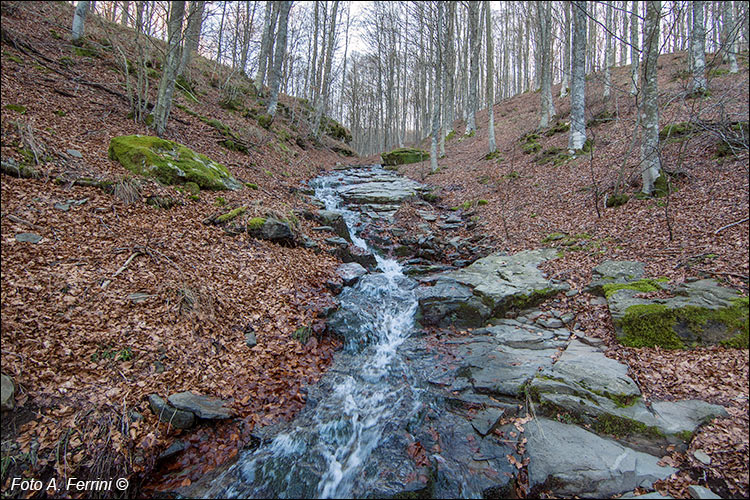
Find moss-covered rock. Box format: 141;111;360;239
108;135;242;190
381;147;429;166
608;280;749;349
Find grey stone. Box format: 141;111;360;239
54;202;71;211
158;439;188;460
526;418;676;498
245;330;257;348
316;210;351;242
687;485;722;499
15;232;42;243
537;317;564;329
312;226;336;232
336;262;367;286
1;374;14;411
148;394;195;429
336;244;378;269
416;278;490;328
259;218;296;245
620;492;675;499
692;449;711;465
128;292;153;303
586;260;647;295
337;178;421;204
168;391;234;420
66;149;83;158
469;406;506;436
560;313;576;324
325;236;349;247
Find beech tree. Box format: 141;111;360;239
640;0;663;196
178;1;206;77
537;1;555;129
630;0;640;95
72;0;91;44
465;1;480;136
267;1;292;118
485;0;495;153
691;1;707;94
560;1;571;98
603;1;613;101
568;1;587;151
313;0;340;140
430;2;444;172
152;0;185;136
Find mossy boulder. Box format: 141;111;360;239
108;135;242;190
607;279;749;349
381;147;429;166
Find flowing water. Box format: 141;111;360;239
202;167;424;498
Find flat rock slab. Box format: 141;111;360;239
168;391;234;419
416;278;490;328
526;418;677;498
148;394;195;429
15;232;42;243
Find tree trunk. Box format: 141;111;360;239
640;0;662;195
722;1;739;72
266;1;291;118
72;1;91;43
255;1;274;92
314;0;340;139
604;1;613;100
560;1;571;98
568;1;587;151
121;1;130;26
630;0;640;94
537;1;555;128
153;0;185;136
465;1;480;135
178;1;205;77
620;0;629;64
431;2;444;172
691;1;707;93
215;1;226;65
485;0;496;153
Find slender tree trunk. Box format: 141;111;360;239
722;1;739;72
135;1;144;33
121;1;130;26
630;0;640;94
561;1;571;97
538;1;555;128
485;0;496;153
568;1;587;151
691;1;707;93
267;1;291;118
239;1;258;76
640;0;662;195
431;3;444;172
153;1;185;136
620;0;629;64
444;1;456;136
255;1;274;91
604;1;613;101
72;1;91;43
178;1;205;77
465;1;480;135
216;1;226;65
314;0;339;139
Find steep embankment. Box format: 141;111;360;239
1;1;354;495
382;50;749;497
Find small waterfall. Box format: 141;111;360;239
204;167;421;499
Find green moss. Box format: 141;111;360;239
536;147;570;166
445;130;456;141
544;121;570;136
293;326;312;344
72;45;98;58
593;413;664;439
579;138;594;154
245;182;259;190
484;151;502;161
503;171;520;181
602;279;667;299
324;117;353;143
466;129;476;137
184;181;200;195
381;148;429;166
108;135;242;190
421;192;439;203
541;232;567;244
258;114;274;129
499;288;556;316
214;196;226;207
5;53;24;64
659;122;695;141
606;193;629;208
54;109;67;117
586;110;615;128
675;430;694;443
247;217;266;230
519;132;541;154
617;304;685;349
477;199;488;206
216;206;246;223
5;104;26;114
189;194;200;201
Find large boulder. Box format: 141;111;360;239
109;135;243;190
335;262;367;286
148;394;195;429
416;278;491;328
316;210;351;242
381;147;429;166
606;279;748;348
526;418;677;498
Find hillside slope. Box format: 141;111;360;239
387;50;749;497
1;1;354;494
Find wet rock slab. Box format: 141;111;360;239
168;391;234;419
526;417;676;498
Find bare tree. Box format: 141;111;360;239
255;1;276;91
640;0;663;195
431;2;444;172
465;1;480;135
560;1;571;98
603;1;614;101
313;0;340;139
485;0;496;153
568;1;587;151
630;0;640;95
537;1;555;128
178;1;205;77
691;1;707;94
267;1;292;118
152;0;185;136
72;1;91;44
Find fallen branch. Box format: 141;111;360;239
4;214;43;230
101;251;142;289
714;217;749;235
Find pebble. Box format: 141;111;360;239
15;232;42;243
692;449;711;465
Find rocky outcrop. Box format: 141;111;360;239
1;374;14;411
148;394;195;429
381;147;429;166
168;391;234;420
315;210;351;242
417;249;568;327
585;260;646;295
335;262;367;286
529;340;728;455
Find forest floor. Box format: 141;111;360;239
2;2;749;499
